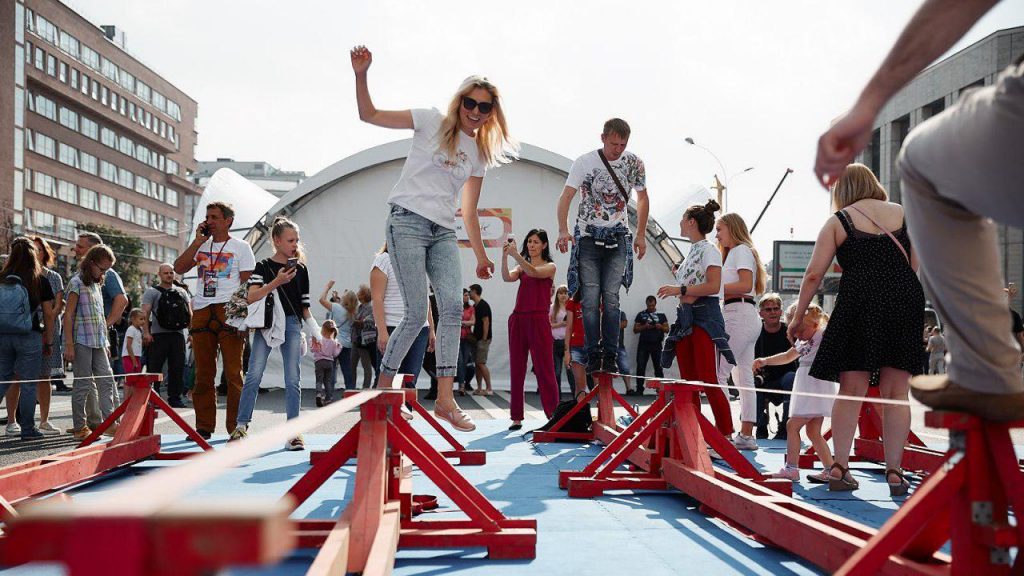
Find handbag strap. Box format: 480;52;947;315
597;150;630;202
845;205;910;265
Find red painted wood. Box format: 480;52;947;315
0;437;161;503
348;401;390;573
285;424;360;510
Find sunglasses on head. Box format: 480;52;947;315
461;96;494;115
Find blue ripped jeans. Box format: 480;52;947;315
577;236;628;361
382;205;461;378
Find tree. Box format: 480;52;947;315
0;200;16;256
77;223;145;306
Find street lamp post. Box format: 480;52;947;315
684;137;752;213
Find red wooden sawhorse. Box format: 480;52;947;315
4;388;535;575
561;380;953;574
310;375;485;466
0;374;210;507
837;411;1024;575
559;377;792;497
290;390;536;573
531;371;639;443
798;386;1024;474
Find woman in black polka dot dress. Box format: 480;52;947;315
789;163;924;497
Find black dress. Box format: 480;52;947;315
810;209;925;383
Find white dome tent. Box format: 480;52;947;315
183;168;280;284
245;140;685;389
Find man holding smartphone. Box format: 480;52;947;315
174;202;255;439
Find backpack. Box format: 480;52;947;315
154;286;192;330
0;275;34;335
533;399;592;434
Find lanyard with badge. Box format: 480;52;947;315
202;240;229;298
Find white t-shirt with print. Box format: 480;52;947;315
122;325;143;358
721;244;757;299
386;108;487;229
676;239;722;289
372;252;429;328
191;237;256;310
565;150;646;233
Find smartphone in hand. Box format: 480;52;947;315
286;257;299;270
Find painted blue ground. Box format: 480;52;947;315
5;422;945;576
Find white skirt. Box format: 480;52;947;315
790;366;838;418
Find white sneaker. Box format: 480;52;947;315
5;422;21;436
286;435;305;451
38;421;60;435
401;405;414;421
731;433;759;451
708;448;723;460
229;424;248;442
772;465;800;481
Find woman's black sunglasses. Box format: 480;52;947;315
461;96;494;115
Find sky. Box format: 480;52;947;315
67;0;1024;258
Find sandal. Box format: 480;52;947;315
434;406;476;432
508;421;523;431
828;463;859;492
886;468;910;497
806;469;831;484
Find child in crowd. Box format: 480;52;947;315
64;245;118;440
312;320;342;407
121;308;146;397
753;303;836;483
563;291;588;400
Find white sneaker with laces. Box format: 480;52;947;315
38;421;60;435
731;433;759;451
5;422;21;436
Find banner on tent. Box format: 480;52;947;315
455;208;513;248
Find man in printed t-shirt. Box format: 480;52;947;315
556;118;650;374
173;202;255;439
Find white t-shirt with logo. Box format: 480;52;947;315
676;239;722;288
566;150;646;233
122;325;143;358
721;244;757;299
386;108;487;229
372;252;429;328
191;237;256;310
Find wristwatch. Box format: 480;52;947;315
680;285;688;296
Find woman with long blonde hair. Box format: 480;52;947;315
791;163;923;496
715;212;768;450
351;45;517;432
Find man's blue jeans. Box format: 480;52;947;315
577;236;628;361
